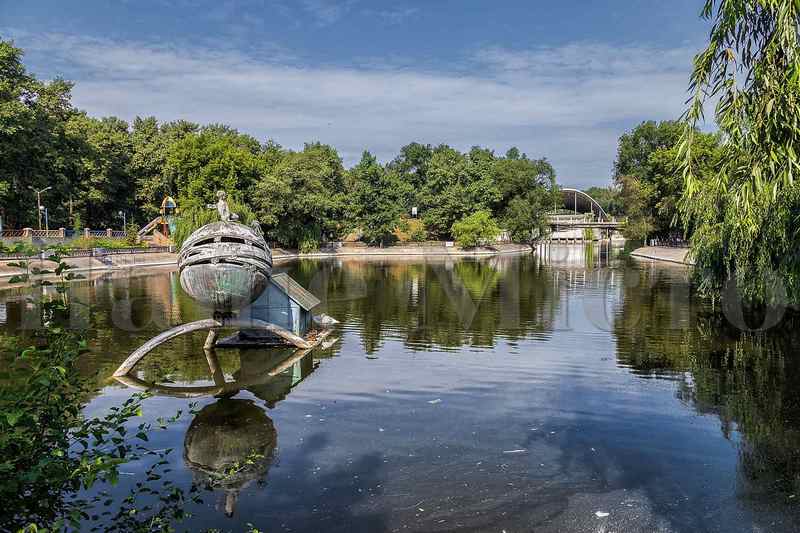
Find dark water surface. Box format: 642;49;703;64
3;245;800;532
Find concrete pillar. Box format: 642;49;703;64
22;228;32;241
59;227;66;238
106;228;113;237
84;228;91;239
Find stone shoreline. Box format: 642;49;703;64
0;243;533;281
630;246;693;266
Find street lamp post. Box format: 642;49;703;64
40;206;49;231
29;186;53;230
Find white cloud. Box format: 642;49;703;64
301;0;358;26
363;6;419;25
10;31;700;188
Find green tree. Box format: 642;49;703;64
490;151;556;243
0;40;77;228
451;210;501;248
131;117;198;219
502;190;551;244
387;142;433;193
680;0;800;305
418;145;499;239
68;114;134;227
166;125;264;211
617;174;655;240
614;120;683;180
348;151;412;246
254;142;346;249
493;152;554;204
614;120;720;238
584;186;624;216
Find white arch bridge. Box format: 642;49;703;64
545;188;625;240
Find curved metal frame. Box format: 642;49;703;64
112;318;312;377
559;188;609;221
113;328;334;398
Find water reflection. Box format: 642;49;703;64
184;399;276;517
614;260;800;499
124;345;322;520
294;255;564;352
2;247;800;530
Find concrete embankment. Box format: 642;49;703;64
630;246;693;266
273;243;532;260
0;252;178;279
0;243;533;280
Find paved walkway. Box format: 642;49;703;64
630;246;693;266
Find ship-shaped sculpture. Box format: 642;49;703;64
112;191;338;379
179;221;273;311
178;191;272;311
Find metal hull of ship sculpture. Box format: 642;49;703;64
113;191;338;378
178;220;272;310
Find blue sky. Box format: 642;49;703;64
1;1;710;188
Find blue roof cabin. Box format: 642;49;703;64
256;272;320;336
217;273;321;347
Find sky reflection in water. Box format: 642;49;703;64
2;245;799;532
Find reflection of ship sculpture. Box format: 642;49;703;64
113;192;337;378
184;399;277;517
113;345;327;517
116;335;329;517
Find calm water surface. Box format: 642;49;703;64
3;245;800;532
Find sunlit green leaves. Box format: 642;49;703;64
679;0;800;305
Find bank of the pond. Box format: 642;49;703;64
0;243;533;280
630;246;694;266
273;242;532;260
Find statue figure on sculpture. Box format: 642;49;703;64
207;191;239;222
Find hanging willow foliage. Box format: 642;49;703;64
679;0;800;305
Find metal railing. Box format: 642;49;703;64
647;236;689;248
0;246;173;261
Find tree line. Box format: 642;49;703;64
1;39;557;250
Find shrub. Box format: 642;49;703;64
0;253;192;531
408;219;427;242
72;213;82;235
64;237;138;250
299;235;320;253
394;218;427;243
125;222;141;246
451;210;501;248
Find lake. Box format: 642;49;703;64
2;245;799;532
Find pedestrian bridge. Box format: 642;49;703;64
546;188;625;240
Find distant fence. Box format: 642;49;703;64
2;228;127;241
0;246;173;261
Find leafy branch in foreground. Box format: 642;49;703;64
0;252;200;532
679;0;800;304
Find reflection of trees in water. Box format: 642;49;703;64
614;264;800;496
289;256;561;353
